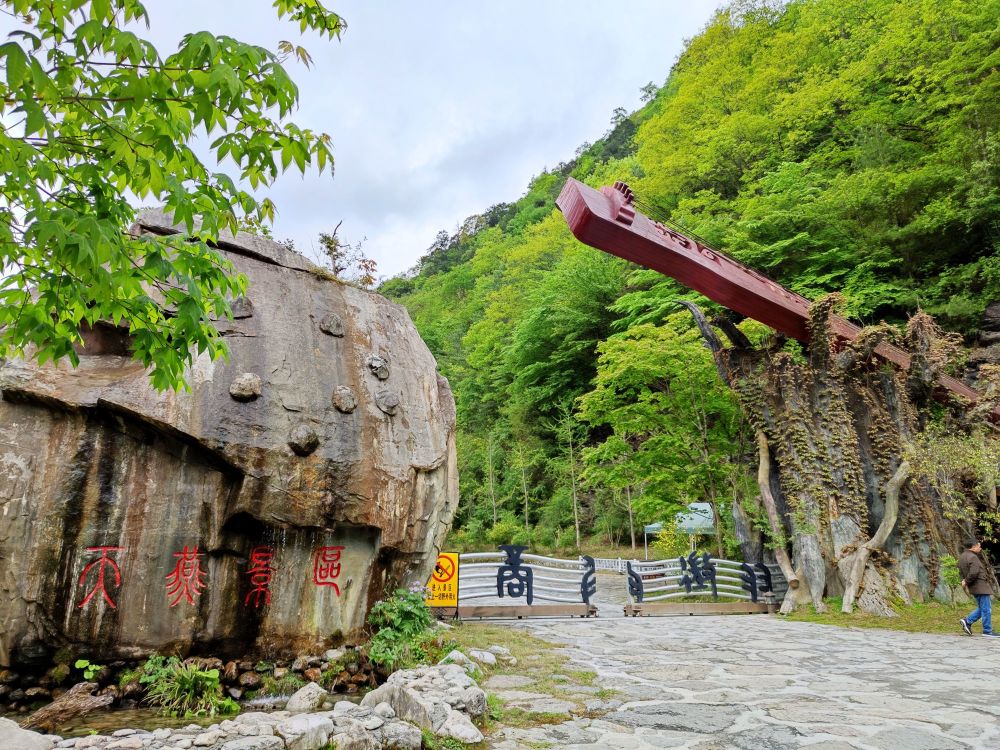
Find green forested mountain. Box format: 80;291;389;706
381;0;1000;552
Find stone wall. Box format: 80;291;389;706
0;212;458;666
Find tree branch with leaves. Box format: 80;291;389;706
0;0;343;389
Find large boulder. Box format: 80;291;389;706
0;211;458;666
0;717;53;750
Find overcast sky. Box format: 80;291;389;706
102;2;727;277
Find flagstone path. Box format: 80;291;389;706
490;606;1000;749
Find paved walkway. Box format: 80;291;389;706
491;610;1000;749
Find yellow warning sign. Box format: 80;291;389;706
425;552;459;607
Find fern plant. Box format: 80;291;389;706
141;658;238;717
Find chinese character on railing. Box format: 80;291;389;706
313;546;344;595
755;562;773;593
165;546;207;607
679;551;717;599
496;545;533;604
78;546;124;610
580;555;597;605
626;561;644;603
245;545;275;608
739;562;759;602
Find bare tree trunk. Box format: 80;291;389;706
756;431;799;591
487;433;498;525
709;500;725;558
626;484;636;551
514;445;530;532
702;423;724;558
840;460;910;614
567;422;581;549
521;465;529;532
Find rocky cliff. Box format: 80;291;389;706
0;211;458;666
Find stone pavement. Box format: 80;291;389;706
490;612;1000;749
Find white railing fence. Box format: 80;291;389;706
625;553;779;604
457;546;597;606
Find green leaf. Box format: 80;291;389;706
2;43;28;88
90;0;111;21
22;99;45;136
0;0;341;391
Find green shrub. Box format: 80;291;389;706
510;528;532;547
136;655;177;688
940;555;962;589
554;526;577;550
140;656;238;717
532;525;556;548
366;588;434;671
457;518;485;545
650;523;690;559
486;517;523;547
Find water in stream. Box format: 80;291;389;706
1;696;292;738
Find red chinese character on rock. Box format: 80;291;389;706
165;546;207;607
78;546;124;610
245;545;275;608
313;546;344;595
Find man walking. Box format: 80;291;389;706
959;538;999;637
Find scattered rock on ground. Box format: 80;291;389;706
467;649;497;666
438;649;471;667
362;663;487;744
439;710;484;744
285;682;328;713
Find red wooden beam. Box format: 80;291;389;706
556;177;995;420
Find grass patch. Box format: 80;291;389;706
434;622;618;741
496;708;571;729
784;598;972;634
563;670;597;685
419;729;470;750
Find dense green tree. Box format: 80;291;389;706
0;0;341;389
578;315;751;556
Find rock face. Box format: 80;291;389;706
967;300;1000;383
0;210;458;666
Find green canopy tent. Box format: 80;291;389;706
644;503;715;559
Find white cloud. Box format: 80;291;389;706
12;1;725;277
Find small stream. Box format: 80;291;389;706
2;696;304;738
45;708;222;739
